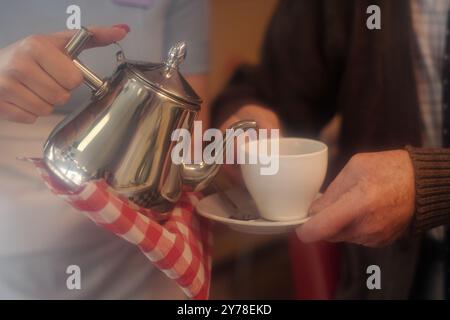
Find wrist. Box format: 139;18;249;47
405;146;450;233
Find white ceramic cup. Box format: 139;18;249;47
240;138;328;221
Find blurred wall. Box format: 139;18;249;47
209;0;278;98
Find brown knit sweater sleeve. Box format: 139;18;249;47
406;146;450;233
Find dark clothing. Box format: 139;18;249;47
211;0;450;299
213;0;421;162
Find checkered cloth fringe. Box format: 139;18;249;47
27;158;211;300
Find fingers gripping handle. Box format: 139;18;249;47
64;27;106;93
65;27;92;58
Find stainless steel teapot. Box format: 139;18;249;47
43;27;256;212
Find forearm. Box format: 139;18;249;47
405;146;450;233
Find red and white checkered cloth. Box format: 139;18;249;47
26;158;211;300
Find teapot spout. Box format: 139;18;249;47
181;120;257;191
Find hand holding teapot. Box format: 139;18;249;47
44;27;256;214
0;26;128;123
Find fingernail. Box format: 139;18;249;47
113;24;130;33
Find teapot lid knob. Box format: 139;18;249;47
165;42;187;70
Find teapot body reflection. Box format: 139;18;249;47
43;27;256;213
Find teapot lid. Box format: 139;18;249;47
123;42;202;107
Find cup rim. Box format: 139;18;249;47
240;137;328;159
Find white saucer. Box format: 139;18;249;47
196;187;314;235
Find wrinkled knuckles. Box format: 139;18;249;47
4;61;28;82
0;80;13;97
19;35;45;54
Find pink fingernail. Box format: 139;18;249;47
113;24;130;33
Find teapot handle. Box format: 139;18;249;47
65;27;107;96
